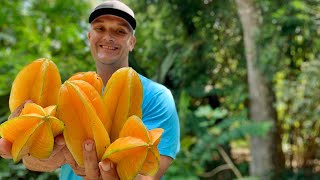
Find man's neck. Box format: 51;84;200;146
95;61;129;86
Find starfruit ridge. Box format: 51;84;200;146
102;115;164;180
102;67;143;142
9;58;61;112
57;80;110;167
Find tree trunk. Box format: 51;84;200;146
235;0;285;179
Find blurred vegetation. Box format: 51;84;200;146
0;0;320;179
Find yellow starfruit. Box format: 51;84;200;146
102;67;143;142
57;80;110;167
0;103;64;162
102;115;163;180
9;58;61;112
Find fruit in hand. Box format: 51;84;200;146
57;80;110;167
68;71;104;94
102;115;163;180
103;67;143;142
0;103;64;162
3;60;164;178
9;58;61;112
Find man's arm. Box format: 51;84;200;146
135;155;173;180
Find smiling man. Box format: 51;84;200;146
61;1;180;179
0;1;180;180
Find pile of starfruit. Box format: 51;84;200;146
0;58;163;180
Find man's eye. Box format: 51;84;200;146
95;27;104;31
117;29;126;34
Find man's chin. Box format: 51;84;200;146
94;58;116;65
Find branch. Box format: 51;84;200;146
217;145;243;179
199;145;243;179
199;164;231;178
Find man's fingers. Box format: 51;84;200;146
22;136;66;172
99;159;119;180
22;152;65;172
51;135;65;156
83;139;100;180
0;138;12;159
8;100;33;119
63;146;85;176
55;134;65;145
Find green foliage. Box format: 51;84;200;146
166;103;271;178
257;0;320;171
0;0;93;179
131;0;320;178
279;168;320;180
0;159;59;180
0;0;94;97
1;0;320;179
276;60;320;168
257;0;320;81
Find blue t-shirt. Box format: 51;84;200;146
60;74;180;180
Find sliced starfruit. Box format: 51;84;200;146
102;115;163;180
0;103;64;162
57;80;110;167
102;67;143;142
68;71;103;94
9;58;61;112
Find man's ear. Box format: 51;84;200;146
88;31;91;40
129;36;136;51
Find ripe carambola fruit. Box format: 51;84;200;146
57;80;110;167
102;67;143;142
0;103;64;163
68;71;103;94
102;115;163;180
9;58;61;112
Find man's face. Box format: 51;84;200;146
88;15;136;67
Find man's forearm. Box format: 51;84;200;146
135;155;173;180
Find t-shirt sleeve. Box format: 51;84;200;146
60;164;83;180
142;88;180;159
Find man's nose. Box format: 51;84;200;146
103;31;115;42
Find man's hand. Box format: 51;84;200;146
22;135;66;172
0;100;32;159
0;100;66;172
75;139;172;180
99;159;119;180
8;100;33;119
84;139;119;180
0;135;66;172
0;138;12;159
65;139;119;180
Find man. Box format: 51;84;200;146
0;0;180;179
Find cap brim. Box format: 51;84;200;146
89;8;136;30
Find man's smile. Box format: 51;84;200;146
99;45;118;50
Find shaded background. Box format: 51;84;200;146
0;0;320;179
